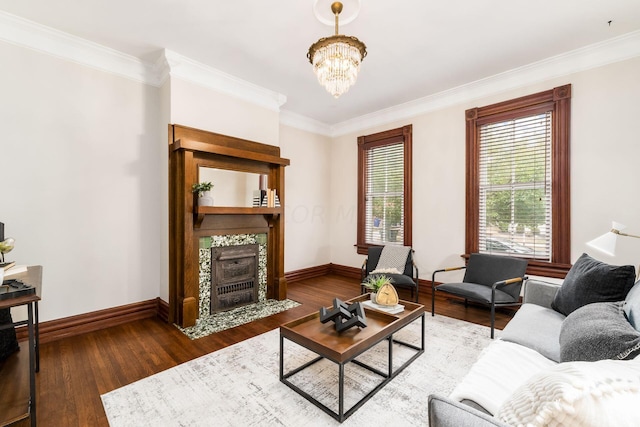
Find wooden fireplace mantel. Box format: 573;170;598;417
168;124;289;327
193;206;282;228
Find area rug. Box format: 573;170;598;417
176;299;300;340
102;315;494;426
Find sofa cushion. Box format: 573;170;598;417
496;359;640;427
522;279;561;309
500;303;564;362
559;301;640;362
551;253;636;316
434;282;516;304
624;281;640;331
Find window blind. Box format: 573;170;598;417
365;142;404;245
478;112;552;260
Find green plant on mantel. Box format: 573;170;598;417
192;182;213;197
362;274;392;293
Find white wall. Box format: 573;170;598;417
569;58;640;271
158;79;171;302
1;41;162;321
169;77;280;146
279;125;332;271
329;57;640;281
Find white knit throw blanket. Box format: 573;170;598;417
372;246;410;274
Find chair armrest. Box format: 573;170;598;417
491;276;528;289
412;260;419;281
431;266;466;283
428;394;511;427
523;279;561;309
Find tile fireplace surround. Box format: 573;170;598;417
174;233;299;340
198;233;268;318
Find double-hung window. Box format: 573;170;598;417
357;125;412;254
466;85;571;277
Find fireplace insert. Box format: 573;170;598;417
210;244;259;312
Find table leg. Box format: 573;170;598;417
28;302;36;427
338;363;344;422
421;313;425;351
388;334;393;377
279;333;283;381
35;301;40;373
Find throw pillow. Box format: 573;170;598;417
559;301;640;362
624;281;640;331
551;253;636;316
496;359;640;427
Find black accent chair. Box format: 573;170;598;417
361;246;419;302
431;253;528;338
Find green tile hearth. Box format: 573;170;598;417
176;299;300;340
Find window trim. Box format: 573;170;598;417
465;85;572;278
357;125;413;255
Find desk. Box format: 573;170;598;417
0;266;42;427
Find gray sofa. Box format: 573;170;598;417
429;267;640;427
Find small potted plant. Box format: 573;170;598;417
362;274;392;302
192;182;214;206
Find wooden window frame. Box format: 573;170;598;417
465;85;572;278
357;125;413;255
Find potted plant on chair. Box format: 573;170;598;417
192;182;214;206
362;274;392;302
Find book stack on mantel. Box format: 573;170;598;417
252;189;280;208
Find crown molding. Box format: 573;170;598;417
1;8;638;136
293;30;640;137
0;10;286;112
160;50;287;112
279;109;332;136
0;10;158;85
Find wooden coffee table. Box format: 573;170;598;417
279;295;425;422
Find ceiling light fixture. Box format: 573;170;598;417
307;1;367;98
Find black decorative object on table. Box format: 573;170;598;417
0;279;35;301
319;298;367;332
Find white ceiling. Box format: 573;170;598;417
1;0;640;126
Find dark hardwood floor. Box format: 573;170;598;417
21;274;517;427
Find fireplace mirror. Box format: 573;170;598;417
198;167;264;207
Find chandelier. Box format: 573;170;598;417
307;1;367;98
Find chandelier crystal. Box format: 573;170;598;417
307;2;367;98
